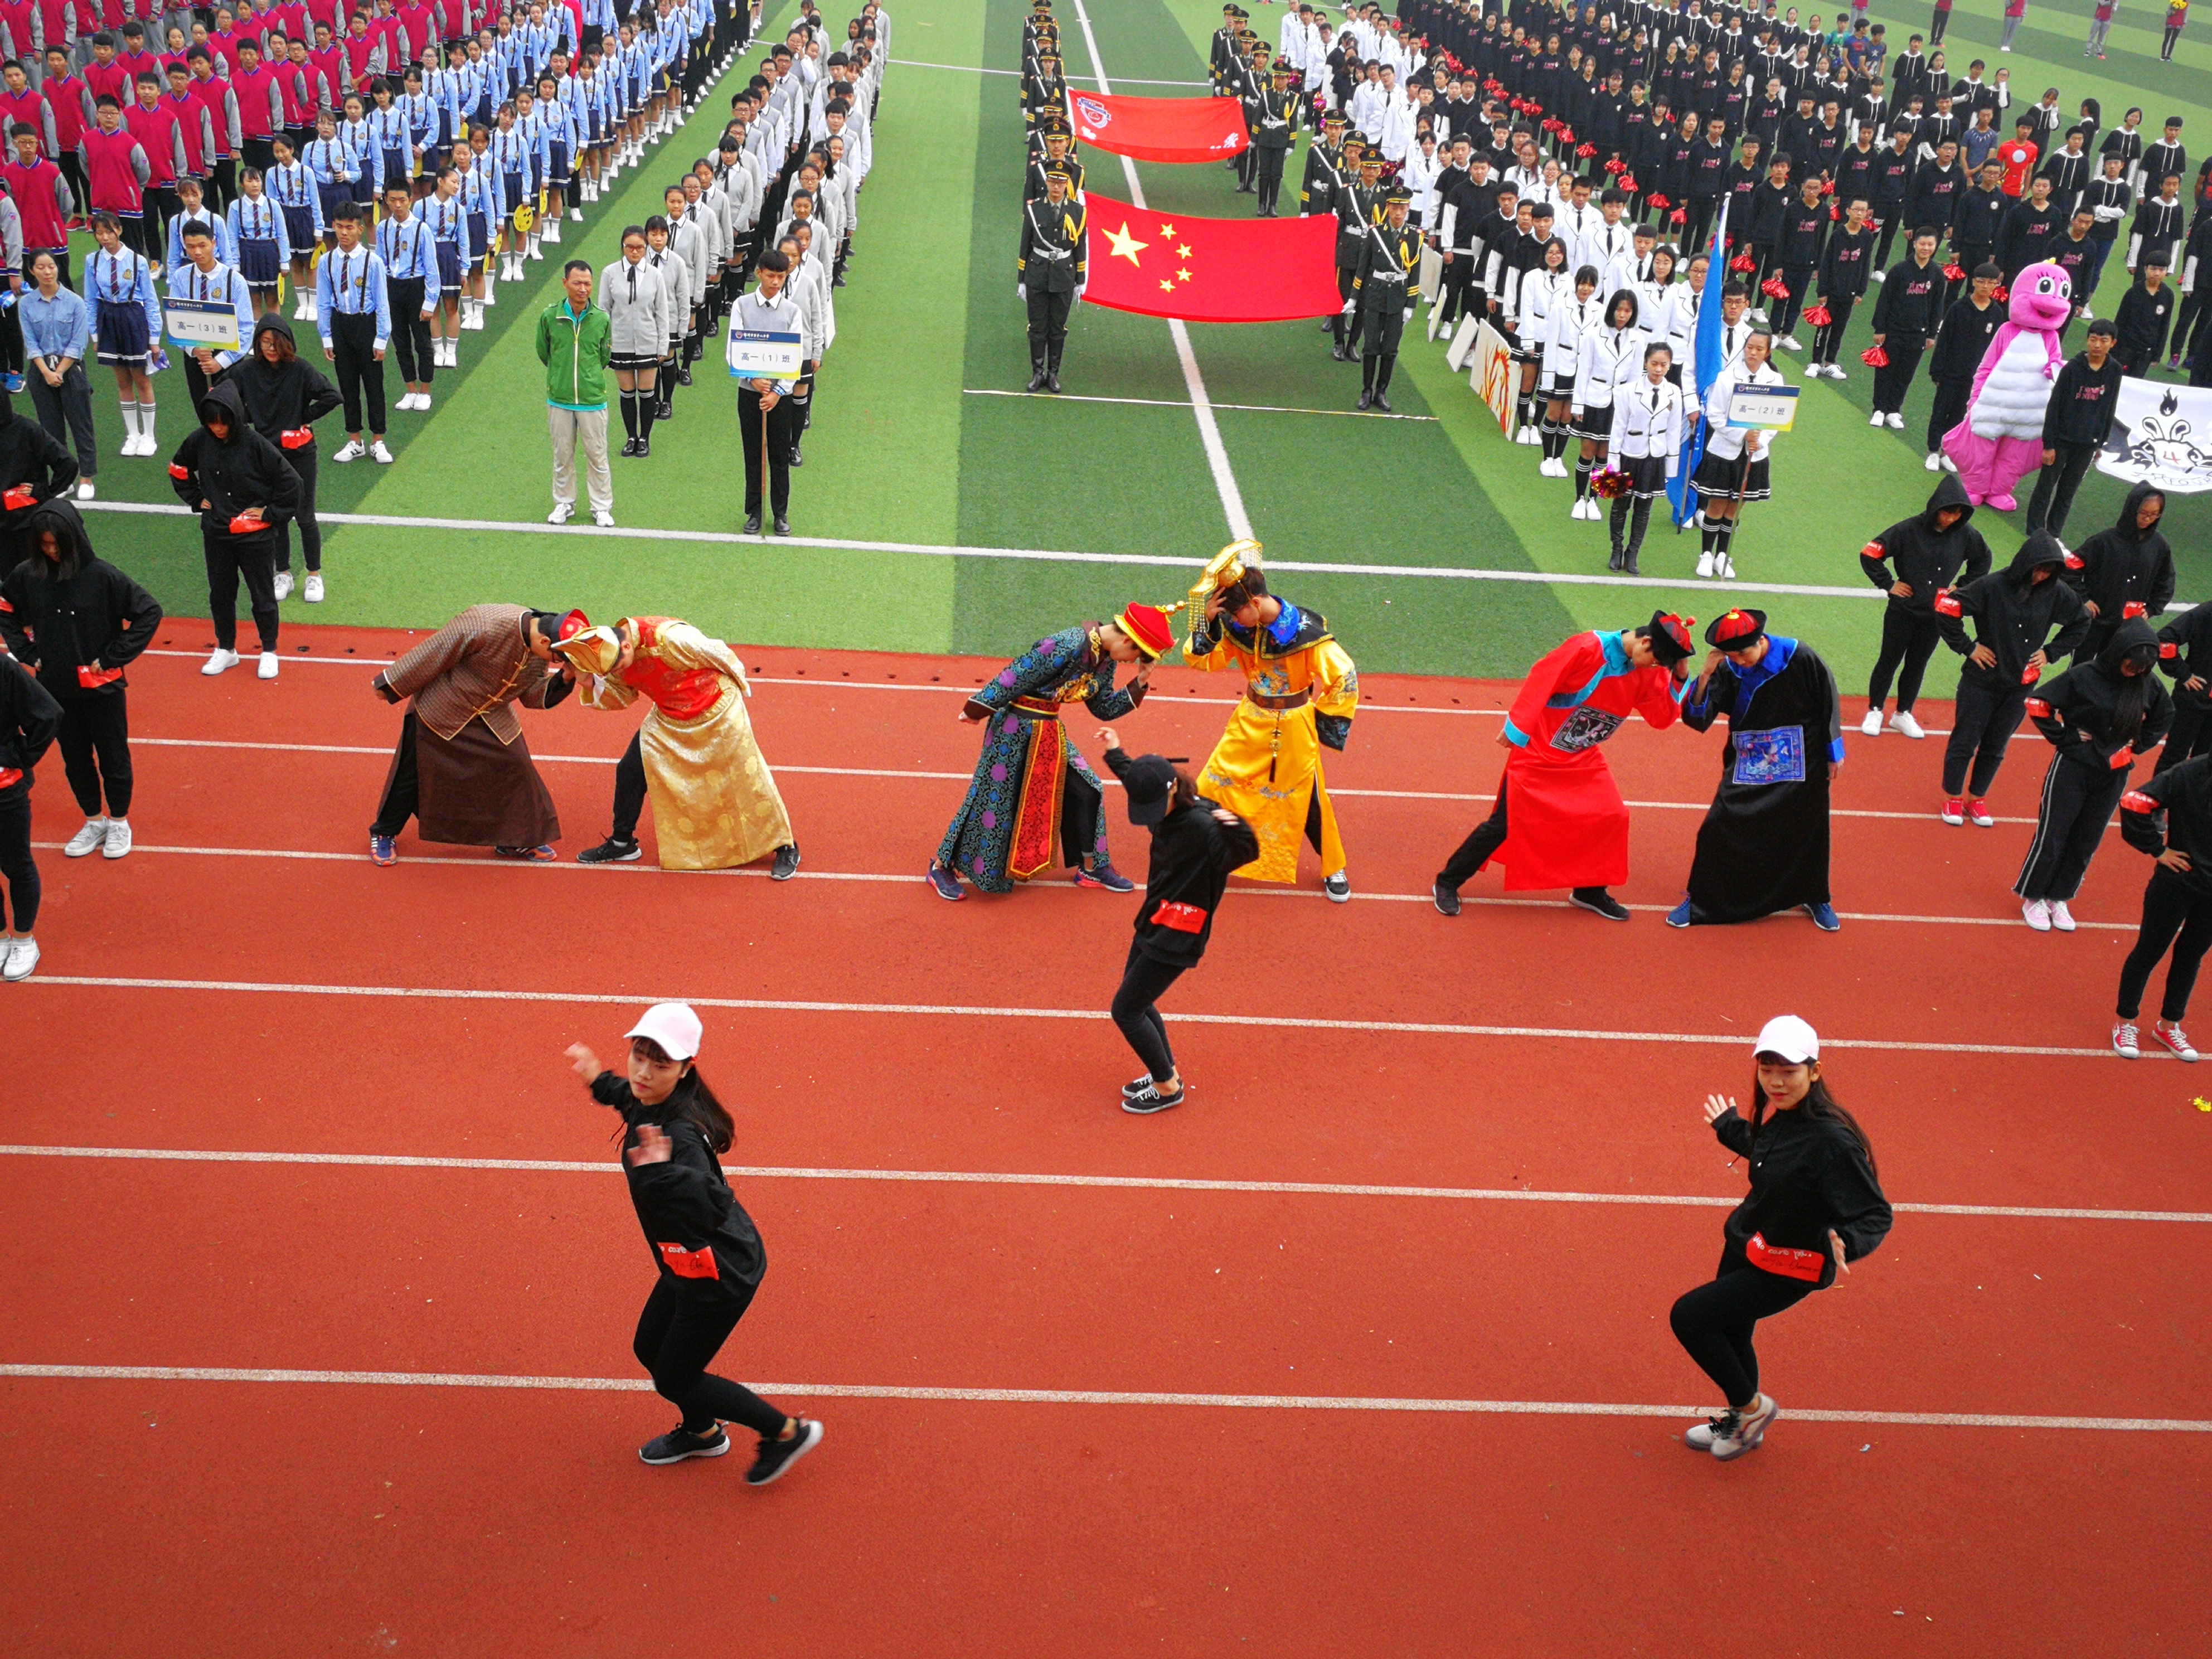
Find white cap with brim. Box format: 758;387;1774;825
1753;1013;1819;1064
626;1002;705;1062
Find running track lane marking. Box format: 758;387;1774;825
5;1144;2202;1224
3;1364;2204;1433
965;387;1443;421
21;840;2120;928
120;736;2039;822
13;976;2160;1056
1068;0;1254;541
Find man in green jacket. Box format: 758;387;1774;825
537;261;615;527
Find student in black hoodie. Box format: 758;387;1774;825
2025;321;2126;540
1857;473;1992;740
0;501;161;865
167;379;302;682
0;388;80;566
225;314;341;605
2112;258;2174;376
1097;732;1259;1115
2017;618;2171;932
565;1003;824;1481
2114;755;2212;1060
1933;530;2090;823
1924;261;2004;467
1670;1014;1891;1462
2155;601;2212;776
2067;481;2175;660
0;643;61;981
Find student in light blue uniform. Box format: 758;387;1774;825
265;134;324;319
226;166;292;315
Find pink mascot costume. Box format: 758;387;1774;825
1941;263;2075;511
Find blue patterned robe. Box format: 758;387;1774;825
935;626;1143;892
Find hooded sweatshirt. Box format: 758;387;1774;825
2121;753;2212;899
2156;602;2212;712
1935;530;2091;688
224;313;342;449
2066;482;2176;653
1859;474;1993;617
0;501;163;702
2028;617;2174;773
167;379;302;543
0;387;80;556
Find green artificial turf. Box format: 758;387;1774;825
71;0;2210;691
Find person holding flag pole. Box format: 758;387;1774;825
1665;203;1731;563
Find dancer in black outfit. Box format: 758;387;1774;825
566;1002;824;1482
1670;1015;1892;1462
1098;730;1259;1115
2114;756;2212;1061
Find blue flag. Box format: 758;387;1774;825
1667;201;1731;528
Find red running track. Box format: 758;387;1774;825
2;624;2208;1658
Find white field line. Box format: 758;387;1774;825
122;735;2034;821
964;387;1441;421
1067;0;1253;541
14;974;2160;1057
4;1143;2203;1224
1;1362;2201;1432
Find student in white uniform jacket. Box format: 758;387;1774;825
1607;343;1689;573
1690;331;1786;578
1538;266;1603;476
1568;290;1647;518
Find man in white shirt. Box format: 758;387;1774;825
728;249;811;535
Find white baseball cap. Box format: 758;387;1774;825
625;1002;704;1062
1753;1014;1820;1064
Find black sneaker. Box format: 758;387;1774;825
1123;1081;1185;1114
1122;1073;1156;1100
770;843;801;881
745;1417;823;1485
578;837;643;865
1432;882;1461;916
639;1423;731;1464
1569;887;1631;921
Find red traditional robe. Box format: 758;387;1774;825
1492;631;1685;891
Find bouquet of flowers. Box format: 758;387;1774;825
1591;467;1631;499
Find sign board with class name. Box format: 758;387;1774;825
727;328;805;377
166;297;242;352
1725;384;1799;430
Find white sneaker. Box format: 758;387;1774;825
1889;710;1926;739
1860;707;1883;736
1777;334;1801;352
273;567;294;601
1941;453;1959;474
591;509;615;527
370;440;395;464
76;479;94;501
257;651;280;680
2022;898;2052;932
1924;452;1943;470
2048;900;2077;933
570;206;584;221
331;439;366;463
1710;1393;1778;1461
201;647;240;676
1869;410;1886;426
549;501;576;524
1;937;38;981
1887;412;1905;429
303;573;324;603
1716;555;1735;579
414;392;430;411
64;816;109;858
102;818;132;859
1696;551;1714;577
1825;364;1847;380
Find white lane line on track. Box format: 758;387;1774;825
1066;0;1253;541
964;387;1443;421
2;1363;2200;1432
124;734;2035;821
4;1144;2201;1224
22;837;2118;928
13;975;2157;1057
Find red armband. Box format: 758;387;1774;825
2122;789;2160;813
1;484;36;511
655;1240;719;1280
168;463;190;481
1861;540;1886;561
2161;641;2180;658
2061;549;2085;569
280;426;313;449
76;664;123;689
1747;1232;1826;1282
2111;748;2137;770
1151;900;1209;934
1933;589;1962;617
0;767;19;788
2024;697;2054;719
227;515;266;535
2021;661;2043;684
2123;600;2148;619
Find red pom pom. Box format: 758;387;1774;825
1803;303;1831;327
1619;174;1639;192
1670;207;1686;224
1729;253;1755;272
1592;468;1631;499
1992;285;2009;303
1942;262;1966;282
1560;127;1576;145
1819;178;1835;195
1828;203;1841;220
1647;192;1670;209
1761;274;1789;298
1861;345;1890;367
1604;156;1624;173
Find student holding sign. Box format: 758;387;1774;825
726;248;809;536
166;216;256;411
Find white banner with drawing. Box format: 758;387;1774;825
2097;378;2212;494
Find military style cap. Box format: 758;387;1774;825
1382;185;1413;205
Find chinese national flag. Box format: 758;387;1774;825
1065;88;1248;163
1081;192;1342;324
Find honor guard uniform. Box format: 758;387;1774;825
1024;52;1067;147
1301;113;1348;217
1354;185;1422;410
1247;61;1301;216
1233;41;1271;192
1017;167;1085;393
1022;0;1056;59
1332;149;1385;360
1027;120;1084;202
1210;5;1244;96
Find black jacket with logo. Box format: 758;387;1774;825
0;502;162;702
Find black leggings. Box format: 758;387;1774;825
1867;604;1945;711
612;731;649;841
1669;1248;1819;1409
279;446;321;574
1110;936;1187;1083
632;1274;788;1439
2118;867;2212;1022
1438;775;1508;890
0;790;36;932
2152;697;2212;777
1943;675;2029;798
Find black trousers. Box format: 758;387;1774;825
0;789;36;932
739;390;798;518
389;276;432;383
2153;698;2212;777
1867;604;1945;710
1435;254;1482;329
2118;867;2212;1023
1771;263;1815;338
632;1275;787;1438
28;363;98;479
330;309;386;434
1811;293;1856;363
2025;440;2095;537
1438;775;1508;890
1930;4;1949;39
1025;282;1072;373
1669;1248;1819;1409
1871;331;1923;413
610;730;650;841
1927;375;1972;453
1111;935;1188;1083
202;525;279;652
1943;674;2030;797
2017;755;2129;901
58;692;132;818
1254;144;1287;214
277;446;321;573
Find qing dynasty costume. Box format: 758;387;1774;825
1185;600;1359;885
562;617;795;871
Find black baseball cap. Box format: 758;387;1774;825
1121;754;1179;825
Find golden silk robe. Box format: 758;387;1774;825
579;618;795;871
1185;608;1360;884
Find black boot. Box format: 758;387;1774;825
1331;315;1350;360
1046;346;1063;393
1370;353;1395;413
1026;347;1046;392
1357;352;1376;410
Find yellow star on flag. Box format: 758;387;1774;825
1157;222;1175;236
1177;268;1192;282
1104;221;1148;265
1159;278;1174;292
1178;244;1192;258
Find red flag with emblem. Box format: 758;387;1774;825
1081;191;1341;323
1064;88;1248;162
